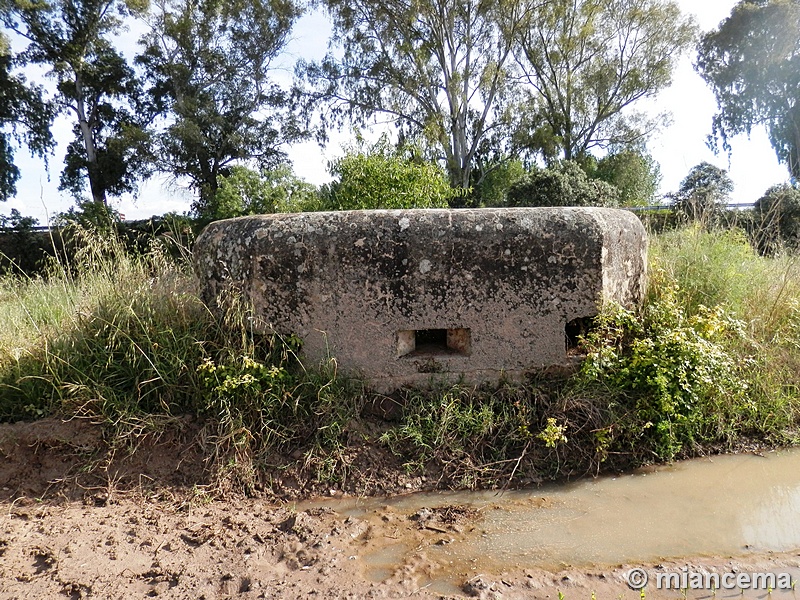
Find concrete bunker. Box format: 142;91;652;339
194;207;647;391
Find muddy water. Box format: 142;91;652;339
307;449;800;592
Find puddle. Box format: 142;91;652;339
306;449;800;592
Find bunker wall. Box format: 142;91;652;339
194;208;647;390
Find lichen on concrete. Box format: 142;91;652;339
194;208;647;391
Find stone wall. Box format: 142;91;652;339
194;208;647;391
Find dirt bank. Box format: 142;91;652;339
2;419;799;600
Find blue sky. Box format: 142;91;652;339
2;0;791;223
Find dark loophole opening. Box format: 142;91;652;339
416;328;447;350
566;316;596;355
398;328;471;357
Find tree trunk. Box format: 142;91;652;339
74;72;106;207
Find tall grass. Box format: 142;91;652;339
0;228;363;492
650;225;800;419
0;229;210;424
649;225;800;340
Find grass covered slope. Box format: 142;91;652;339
0;225;799;495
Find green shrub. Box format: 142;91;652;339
506;160;620;207
649;226;800;342
322;137;456;210
471;158;526;207
379;383;566;486
579;289;750;459
212;164;322;220
0;209;48;274
0;226;367;490
588;148;662;207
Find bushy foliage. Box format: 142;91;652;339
54;199;120;231
0;209;43;274
471;158;527;207
0;33;54;202
580;288;749;459
0;231;206;421
194;332;355;462
0;227;363;491
588;149;662;207
212;164;321;220
752;183;800;255
137;0;304;217
506;160;620;208
322;138;456;210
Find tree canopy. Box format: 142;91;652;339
669;161;734;220
0;0;758;220
513;0;696;163
1;0;152;206
696;0;800;179
137;0;304;218
303;0;527;195
213;164;320;220
0;33;54;201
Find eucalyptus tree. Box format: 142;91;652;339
697;0;800;178
1;0;152;207
137;0;304;219
0;32;54;201
302;0;530;195
512;0;697;162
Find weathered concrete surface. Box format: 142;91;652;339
194;208;647;390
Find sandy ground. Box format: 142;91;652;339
2;418;800;600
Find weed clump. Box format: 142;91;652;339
578;291;751;459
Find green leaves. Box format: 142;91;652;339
137;0;304;218
305;0;696;192
697;0;800;178
322;137;457;210
0;32;55;201
506;160;620;207
588;148;662;207
580;287;748;459
211;164;320;220
3;0;151;205
752;183;800;255
513;0;697;162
